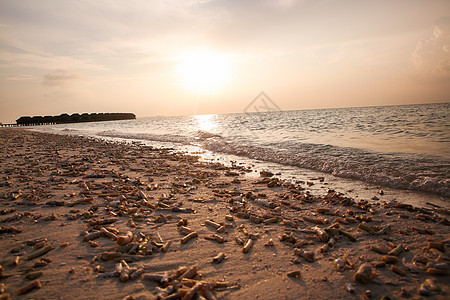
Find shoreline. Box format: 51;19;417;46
29;126;450;210
0;128;449;299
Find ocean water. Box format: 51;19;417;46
33;103;449;199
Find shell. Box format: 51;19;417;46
181;232;199;244
388;244;404;257
18;279;41;294
204;220;221;229
294;249;314;262
213;252;225;264
117;231;133;246
242;239;254;253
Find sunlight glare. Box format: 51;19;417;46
194;114;218;132
175;50;231;94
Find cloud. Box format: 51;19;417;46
0;47;108;71
264;0;302;8
42;69;79;86
6;74;39;82
411;16;450;81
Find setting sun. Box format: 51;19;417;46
175;50;231;94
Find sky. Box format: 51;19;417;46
0;0;449;123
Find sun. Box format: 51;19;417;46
175;50;231;94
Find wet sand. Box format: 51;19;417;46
0;129;449;299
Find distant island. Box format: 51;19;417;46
16;112;136;126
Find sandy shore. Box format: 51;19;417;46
0;129;449;299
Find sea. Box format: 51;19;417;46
32;102;449;208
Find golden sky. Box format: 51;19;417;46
1;0;449;123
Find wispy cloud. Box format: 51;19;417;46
6;74;39;82
42;69;79;86
0;48;109;71
264;0;302;8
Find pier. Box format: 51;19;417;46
2;112;136;127
0;123;19;128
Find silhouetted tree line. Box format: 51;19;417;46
16;113;136;126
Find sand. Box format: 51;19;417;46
0;128;449;300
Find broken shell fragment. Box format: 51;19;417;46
235;237;245;246
67;197;93;207
142;273;169;287
264;217;279;224
370;245;388;255
312;226;329;242
225;215;234;221
204;234;225;243
390;265;406;276
327;237;336;248
354;264;372;284
428;241;446;253
357;222;375;234
381;255;398;264
25;271;43;280
178;265;198;280
130;268;144;280
117;231;133;246
338;229;356;242
100;252;122;261
177;218;188;227
88;240;99;247
183;282;203;300
281;220;297;228
319;244;329;253
127;218;136;228
179;226;193;235
375;224;391;235
13;256;20;266
83;231;102;241
119;261;134;282
25;245;54;261
160;240;172;252
216;225;226;233
426;267;448;276
418;278;440;296
249;215;262;224
213;252;225;264
388;244;404;257
294;249;314;262
414;254;430;265
100;227;117;241
18;279;41;294
264;239;275;247
137;190;147;200
204;220;221;230
181;232;198;244
242;239;254;253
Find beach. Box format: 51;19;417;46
0;128;449;299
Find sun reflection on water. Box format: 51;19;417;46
190;114;220;162
193;114;218;132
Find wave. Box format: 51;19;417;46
97;130;190;144
95;129;450;198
